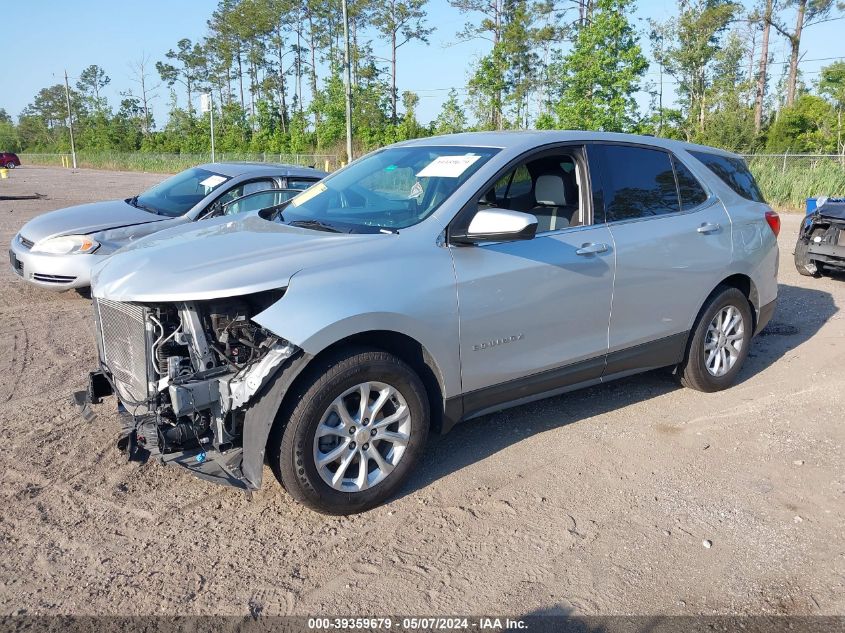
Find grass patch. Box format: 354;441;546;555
746;155;845;211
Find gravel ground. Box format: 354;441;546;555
0;166;842;617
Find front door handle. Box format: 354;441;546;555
575;242;609;256
697;222;721;234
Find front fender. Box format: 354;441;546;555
241;351;312;489
251;246;462;398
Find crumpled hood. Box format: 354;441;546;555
19;199;166;243
91;214;389;302
817;201;845;221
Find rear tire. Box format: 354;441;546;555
679;286;753;393
5;162;15;169
271;348;429;514
794;229;824;277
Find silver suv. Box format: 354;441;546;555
82;132;779;514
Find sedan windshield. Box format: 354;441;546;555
279;146;499;232
132;167;231;217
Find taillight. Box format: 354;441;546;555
765;210;780;237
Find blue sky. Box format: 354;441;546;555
1;0;842;126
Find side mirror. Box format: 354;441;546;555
452;208;538;245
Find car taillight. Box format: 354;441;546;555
765;210;780;237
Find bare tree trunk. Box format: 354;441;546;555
295;17;303;112
786;0;806;107
391;30;398;124
309;12;319;130
276;36;288;134
754;0;772;133
237;49;245;112
493;0;502;130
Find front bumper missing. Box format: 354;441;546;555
807;241;845;267
73;368;269;492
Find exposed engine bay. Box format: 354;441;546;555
84;289;296;487
798;200;845;274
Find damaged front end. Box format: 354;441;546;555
800;201;845;273
78;289;299;490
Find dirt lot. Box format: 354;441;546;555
0;166;842;617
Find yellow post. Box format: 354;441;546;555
0;168;7;180
324;159;330;172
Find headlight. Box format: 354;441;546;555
31;235;100;255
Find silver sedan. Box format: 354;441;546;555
8;162;326;291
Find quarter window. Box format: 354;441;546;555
689;151;764;203
600;145;679;221
286;177;321;190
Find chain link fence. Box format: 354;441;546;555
18;151;342;173
741;153;845;210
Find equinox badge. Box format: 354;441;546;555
473;333;525;351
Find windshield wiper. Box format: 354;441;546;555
288;219;342;233
127;195;161;215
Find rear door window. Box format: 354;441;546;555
598;145;680;221
689;151;764;202
216;178;276;205
672;157;709;210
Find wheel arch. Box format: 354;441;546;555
297;329;449;434
689;273;758;343
240;329;451;490
719;273;759;332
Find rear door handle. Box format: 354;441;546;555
575;242;609;256
697;222;721;234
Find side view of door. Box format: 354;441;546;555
586;142;734;378
449;144;616;418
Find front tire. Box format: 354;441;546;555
272;349;429;514
679;286;753;392
794;229;825;277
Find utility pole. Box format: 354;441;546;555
341;0;353;164
201;93;216;162
63;70;77;169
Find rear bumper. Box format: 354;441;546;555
9;236;97;289
755;298;777;336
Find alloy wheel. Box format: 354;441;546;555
313;381;411;492
704;305;745;377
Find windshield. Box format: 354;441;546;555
133;167;231;217
279;146;499;232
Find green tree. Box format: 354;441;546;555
433;88;468;134
551;0;647;131
819;60;845;153
699;31;756;150
768;0;841;107
766;94;836;151
372;0;434;124
156;38;207;112
661;0;738;138
76;65;111;112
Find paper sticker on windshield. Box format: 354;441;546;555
200;175;227;188
416;154;481;178
408;181;424;199
290;182;327;207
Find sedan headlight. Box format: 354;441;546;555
31;235;100;255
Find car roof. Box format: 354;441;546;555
197;162;329;178
395;130;739;159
